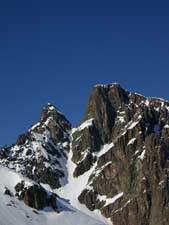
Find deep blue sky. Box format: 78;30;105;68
0;0;169;146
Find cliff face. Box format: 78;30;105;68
1;84;169;225
72;84;169;225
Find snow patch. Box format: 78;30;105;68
127;138;136;146
116;116;125;123
145;99;149;106
128;121;139;130
138;148;146;160
78;119;94;131
72;119;94;134
97;143;114;157
97;192;124;207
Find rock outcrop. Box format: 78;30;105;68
72;83;169;225
15;181;57;210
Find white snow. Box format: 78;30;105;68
74;134;83;142
97;143;114;157
127;138;136;146
94;84;105;88
151;97;165;102
116;116;125;123
0;166;106;225
166;106;169;111
97;192;123;207
3;122;69;188
145;99;149;106
93;161;112;179
154;107;160;112
29;122;40;131
77;149;90;164
114;199;131;213
48;105;56;111
161;101;165;107
138;149;146;160
134;92;145;98
57;141;110;225
105;192;123;206
128;121;139;130
135;150;139;155
158;180;164;186
138;115;142;119
71;128;77;134
94;83;119;88
72;118;94;134
46;103;63;114
78;119;94;131
0;166;32;193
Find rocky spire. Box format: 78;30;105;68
72;83;169;225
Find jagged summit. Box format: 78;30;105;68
94;82;120;88
0;103;71;189
42;102;63;115
40;102;70;125
71;83;169;225
94;83;168;104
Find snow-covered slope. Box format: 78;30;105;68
57;141;111;225
0;166;107;225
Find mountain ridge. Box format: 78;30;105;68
1;83;169;225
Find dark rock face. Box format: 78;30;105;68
16;134;29;146
72;84;169;225
0;103;71;189
84;84;129;142
15;181;57;210
40;103;71;143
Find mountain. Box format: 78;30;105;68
1;83;169;225
0;103;71;189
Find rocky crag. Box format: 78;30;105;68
0;103;71;189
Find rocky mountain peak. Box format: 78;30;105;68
85;83;129;119
40;103;60;120
0;104;72;189
40;103;69;124
71;83;169;225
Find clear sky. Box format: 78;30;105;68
0;0;169;146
